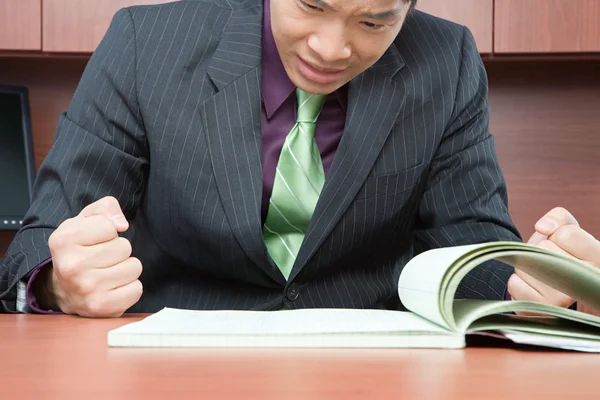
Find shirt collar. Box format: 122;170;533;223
262;0;295;119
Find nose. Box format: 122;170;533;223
307;25;351;64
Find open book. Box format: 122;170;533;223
107;242;600;351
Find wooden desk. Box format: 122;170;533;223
1;315;599;399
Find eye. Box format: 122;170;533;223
361;21;386;31
298;0;323;12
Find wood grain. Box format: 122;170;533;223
417;0;493;53
42;0;172;53
486;59;600;239
0;0;42;50
0;314;599;400
495;0;600;53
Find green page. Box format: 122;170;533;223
469;313;600;341
442;244;600;332
398;241;600;335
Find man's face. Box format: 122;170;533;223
270;0;411;95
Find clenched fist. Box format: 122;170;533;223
40;196;143;317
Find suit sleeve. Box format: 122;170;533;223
0;8;148;312
411;26;522;301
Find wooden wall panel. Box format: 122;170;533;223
495;0;600;53
42;0;171;53
486;60;600;239
0;57;88;168
0;0;42;50
417;0;493;53
0;56;88;255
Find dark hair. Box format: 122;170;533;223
409;0;418;10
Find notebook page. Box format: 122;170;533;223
501;331;600;353
398;244;484;330
108;307;449;337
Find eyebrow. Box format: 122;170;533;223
312;0;401;20
313;0;335;11
363;9;401;20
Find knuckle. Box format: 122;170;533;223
82;302;101;317
102;196;119;207
83;297;110;317
84;215;118;239
132;280;143;298
554;225;578;245
506;274;518;295
76;277;96;296
128;257;143;276
95;196;121;215
549;207;577;225
58;257;82;280
94;215;116;231
49;229;71;251
117;237;133;256
94;196;115;209
551;206;568;216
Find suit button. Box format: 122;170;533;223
286;284;299;301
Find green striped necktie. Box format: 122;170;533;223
263;89;327;280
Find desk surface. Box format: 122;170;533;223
1;314;599;399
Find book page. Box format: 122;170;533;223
442;245;600;332
469;313;600;341
399;241;600;335
501;332;600;352
398;243;484;330
453;299;600;333
108;307;452;337
496;252;600;311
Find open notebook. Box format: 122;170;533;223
107;242;600;351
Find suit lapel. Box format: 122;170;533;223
291;45;408;280
200;4;286;284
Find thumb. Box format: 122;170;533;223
78;196;129;232
533;207;579;237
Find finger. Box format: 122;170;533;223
507;273;544;303
50;215;119;250
83;237;132;269
82;279;143;318
578;303;600;317
97;257;143;291
515;240;574;307
107;279;143;314
549;225;600;266
517;239;571;296
527;231;548;246
534;207;579;236
507;274;550;317
78;196;129;232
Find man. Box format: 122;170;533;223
0;0;595;317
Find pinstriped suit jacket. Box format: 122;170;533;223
0;0;522;313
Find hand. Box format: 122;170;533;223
507;207;600;316
44;196;143;317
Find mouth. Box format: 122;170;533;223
297;56;348;85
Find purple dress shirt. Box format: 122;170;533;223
26;0;348;313
260;0;347;219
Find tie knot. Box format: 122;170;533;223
296;89;326;124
